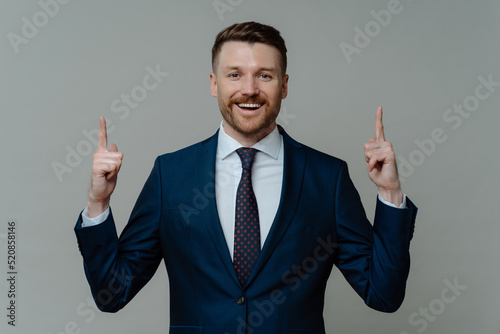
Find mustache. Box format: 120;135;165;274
231;98;266;105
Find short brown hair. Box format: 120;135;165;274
212;21;287;76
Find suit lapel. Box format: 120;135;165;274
245;127;306;288
196;131;241;286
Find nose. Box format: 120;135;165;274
240;76;259;96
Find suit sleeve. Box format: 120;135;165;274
334;161;417;312
74;157;163;312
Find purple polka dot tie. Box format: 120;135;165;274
233;148;261;286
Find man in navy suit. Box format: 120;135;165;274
75;22;417;333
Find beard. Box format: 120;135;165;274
218;96;281;136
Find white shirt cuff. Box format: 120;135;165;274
81;207;110;227
377;193;407;209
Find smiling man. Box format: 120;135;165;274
75;22;417;333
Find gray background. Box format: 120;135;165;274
1;0;499;333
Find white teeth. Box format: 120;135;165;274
238;103;262;108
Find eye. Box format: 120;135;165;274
228;73;240;79
259;73;272;81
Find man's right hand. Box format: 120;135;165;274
87;117;123;218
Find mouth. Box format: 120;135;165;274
235;103;264;111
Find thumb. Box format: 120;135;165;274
109;143;118;152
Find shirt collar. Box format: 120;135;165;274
217;121;282;160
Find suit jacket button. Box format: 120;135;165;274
237;296;245;305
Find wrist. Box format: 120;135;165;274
86;198;109;218
378;187;403;207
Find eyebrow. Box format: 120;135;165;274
223;65;278;73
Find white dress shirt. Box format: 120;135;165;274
215;122;283;259
81;122;406;259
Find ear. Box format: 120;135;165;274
210;72;217;97
281;74;289;99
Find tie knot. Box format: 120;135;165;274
236;148;257;170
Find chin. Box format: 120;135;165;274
235;118;275;136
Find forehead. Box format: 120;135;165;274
217;41;281;72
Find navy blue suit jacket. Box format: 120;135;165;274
75;126;417;334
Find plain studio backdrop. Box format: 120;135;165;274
0;0;499;333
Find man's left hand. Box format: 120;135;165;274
364;106;403;207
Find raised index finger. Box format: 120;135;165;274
97;116;108;152
375;106;385;142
